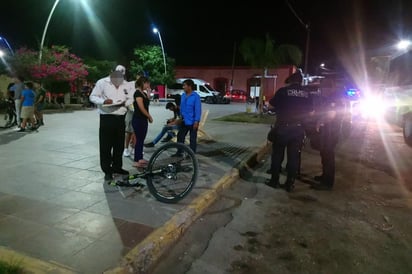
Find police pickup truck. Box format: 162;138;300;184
381;85;412;146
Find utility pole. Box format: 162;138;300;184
285;0;310;75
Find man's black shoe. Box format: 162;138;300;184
104;173;113;181
113;169;129;175
161;136;173;143
284;182;295;192
314;175;323;182
311;183;333;191
264;179;280;189
144;142;155;148
284;178;295;193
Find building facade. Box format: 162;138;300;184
174;65;296;100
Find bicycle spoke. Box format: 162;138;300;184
146;143;198;203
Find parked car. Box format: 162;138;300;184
226;89;247;102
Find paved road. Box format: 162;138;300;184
337;118;412;191
0;102;270;273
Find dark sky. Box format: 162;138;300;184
1;0;411;73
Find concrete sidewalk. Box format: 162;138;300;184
0;103;271;273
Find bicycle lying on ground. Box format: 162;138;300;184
108;142;199;204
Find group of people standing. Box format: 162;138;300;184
89;65;202;181
266;69;343;192
7;76;46;132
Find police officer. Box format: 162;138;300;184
266;69;313;192
311;78;345;191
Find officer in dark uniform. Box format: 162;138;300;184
266;70;313;192
311;78;345;191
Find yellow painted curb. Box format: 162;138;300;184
0;246;77;274
104;168;240;274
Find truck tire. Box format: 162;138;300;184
205;96;214;104
403;115;412;147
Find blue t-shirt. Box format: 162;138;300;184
180;92;201;125
22;89;36;107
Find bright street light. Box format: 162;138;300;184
0;50;4;57
152;27;167;76
396;39;411;51
0;36;14;55
39;0;61;64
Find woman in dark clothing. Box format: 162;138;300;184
132;76;153;168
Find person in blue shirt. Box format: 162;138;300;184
18;81;38;132
176;79;202;153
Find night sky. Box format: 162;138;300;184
1;0;411;73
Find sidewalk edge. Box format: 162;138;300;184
0;246;76;274
104;142;270;274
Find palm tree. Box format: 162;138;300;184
239;33;302;114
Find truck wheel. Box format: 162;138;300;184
403;115;412;147
205;96;214;104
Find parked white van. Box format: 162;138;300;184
167;78;220;102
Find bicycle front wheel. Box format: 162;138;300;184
146;142;198;203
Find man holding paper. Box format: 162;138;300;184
89;65;134;181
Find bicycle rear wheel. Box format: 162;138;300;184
146;142;198;203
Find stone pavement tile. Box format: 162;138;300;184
2;182;68;201
13;204;80;226
54;211;126;239
41;175;97;191
0;215;49;246
86;198;181;228
62;239;130;274
47;190;105;210
62;156;99;170
0;194;46;215
99;220;154;249
13;226;96;265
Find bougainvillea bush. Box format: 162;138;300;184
9;45;88;93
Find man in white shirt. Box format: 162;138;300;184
89;65;134;181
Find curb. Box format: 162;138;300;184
104;141;271;274
0;246;76;274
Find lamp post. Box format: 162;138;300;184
285;0;310;75
153;27;167;98
152;27;167;75
0;36;14;55
39;0;61;64
371;39;412;86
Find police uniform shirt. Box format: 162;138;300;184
89;76;134;115
270;83;313;124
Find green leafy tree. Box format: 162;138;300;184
129;44;176;86
83;58;116;83
239;33;302;114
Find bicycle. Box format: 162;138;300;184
108;142;199;204
0;98;17;128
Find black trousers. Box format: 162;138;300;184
99;114;126;174
177;124;198;153
319;124;339;186
270;125;305;181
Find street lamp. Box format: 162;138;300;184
152;27;167;76
0;50;4;58
371;39;412;85
0;36;14;55
39;0;61;64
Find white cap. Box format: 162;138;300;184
115;65;126;75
